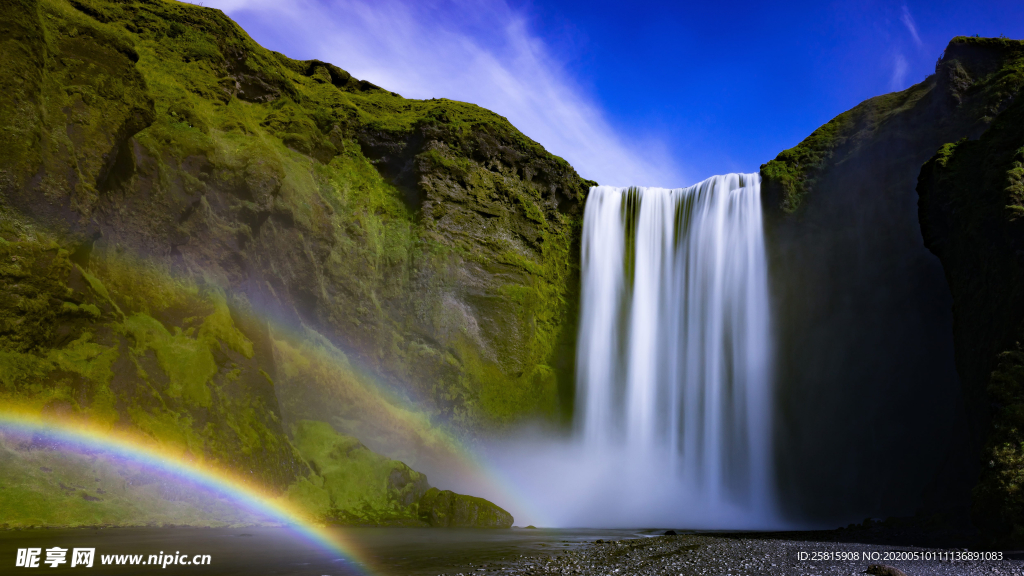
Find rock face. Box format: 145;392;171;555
0;0;579;525
287;420;433;525
760;36;1024;524
417;487;514;528
917;38;1024;546
0;0;589;437
866;566;908;576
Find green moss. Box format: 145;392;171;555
0;0;579;528
285;420;429;525
974;344;1024;545
0;433;283;528
123;313;216;407
198;293;254;358
917;71;1024;545
28;0;583;432
77;266;120;314
128;405;203;455
766;36;1024;213
270;329;468;473
0;350;52;391
1004;148;1024;220
418;486;513;528
760;86;930;212
0;221;308;501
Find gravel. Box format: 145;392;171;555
436;534;1024;576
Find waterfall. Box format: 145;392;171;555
575;173;775;520
479;173;779;528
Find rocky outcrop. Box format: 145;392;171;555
417;487;514;528
286;420;433;525
760;36;1024;524
917;38;1024;545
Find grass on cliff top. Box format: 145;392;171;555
760;80;934;213
116;0;567;166
762;35;1024;213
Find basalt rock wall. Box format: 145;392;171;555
761;37;1024;526
917;38;1024;544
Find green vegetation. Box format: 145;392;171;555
977;345;1024;546
916;50;1024;544
0;220;454;526
0;0;587;527
760;83;932;212
0;223;297;484
762;35;1024;213
418;487;514;528
286;420;430;525
0;434;275;529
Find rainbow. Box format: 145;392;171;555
0;410;374;575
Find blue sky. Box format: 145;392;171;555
204;0;1024;187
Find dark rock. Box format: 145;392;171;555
664;530;677;536
417;487;514;528
918;41;1024;546
866;565;907;576
761;35;1024;525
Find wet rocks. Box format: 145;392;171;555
867;565;908;576
448;534;1023;576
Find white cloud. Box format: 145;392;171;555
203;0;686;187
889;52;909;91
900;5;923;47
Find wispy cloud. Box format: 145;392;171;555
900;5;923;47
204;0;685;187
889;53;909;91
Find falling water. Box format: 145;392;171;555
475;173;778;528
575;173;775;520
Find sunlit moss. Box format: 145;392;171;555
285;420;429;525
0;0;587;527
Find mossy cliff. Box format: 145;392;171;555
0;215;508;527
0;0;579;526
917;38;1024;545
0;217;304;492
0;0;589;432
760;37;1024;525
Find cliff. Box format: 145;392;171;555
760;36;1024;526
0;0;579;525
917;38;1024;546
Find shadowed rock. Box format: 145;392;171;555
417;487;513;528
866;565;907;576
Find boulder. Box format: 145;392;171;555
417;487;513;528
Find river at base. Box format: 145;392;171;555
0;526;667;575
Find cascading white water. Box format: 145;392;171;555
475;173;779;528
575;173;775;519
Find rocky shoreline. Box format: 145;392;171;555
440;532;1024;576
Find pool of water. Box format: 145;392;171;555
0;526;661;575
